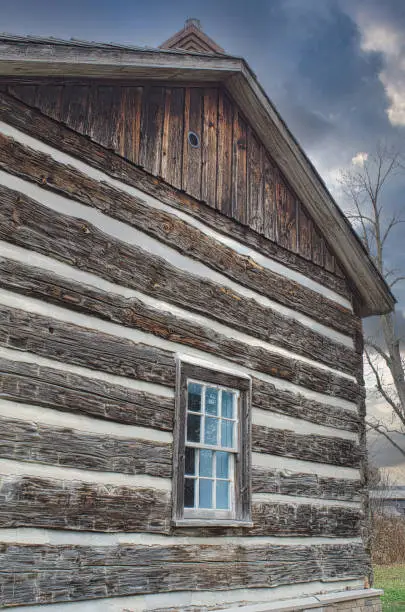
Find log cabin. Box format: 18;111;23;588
0;18;394;612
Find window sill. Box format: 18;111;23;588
173;519;253;527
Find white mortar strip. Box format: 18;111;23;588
0;120;353;312
0;288;359;413
251;452;361;481
0;528;363;546
252;407;358;442
0;344;175;399
252;493;361;509
2;581;364;612
0;165;354;352
0;239;355;383
0;399;173;443
0;458;172;491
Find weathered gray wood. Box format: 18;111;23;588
0;416;172;478
175;503;362;538
252;376;359;432
0;475;171;533
0;258;359;402
0;191;361;402
0;356;174;431
251;467;362;502
0;473;361;538
0;305;176;385
0;356;357;440
0;91;351;300
252;424;360;468
0;130;358;341
0;541;369;607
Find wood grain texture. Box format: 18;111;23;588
0;416;172;477
0;356;174;431
5;81;345;280
0;91;351;299
0;257;360;401
0;541;369;607
0;133;359;347
251;467;362;501
252;424;360;468
0;475;171;533
0;305;176;385
0;242;359;403
174;502;361;537
0;473;361;537
252;376;359;433
0;353;356;444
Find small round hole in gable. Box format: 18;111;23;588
188;131;200;148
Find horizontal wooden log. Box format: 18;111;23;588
0;91;351;300
0;475;171;533
0;541;368;607
0;356;174;431
0;474;361;537
0;130;358;344
252;376;359;433
252;424;360;468
175;503;362;538
0;305;176;385
0;248;358;384
0;192;361;401
0;257;360;403
251;467;362;501
0;354;358;437
0;408;359;480
0;416;172;478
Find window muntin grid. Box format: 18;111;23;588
184;380;239;516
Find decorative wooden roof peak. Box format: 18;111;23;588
159;18;225;54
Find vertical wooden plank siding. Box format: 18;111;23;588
139;85;165;176
216;90;233;215
201;87;218;206
6;80;347;282
232;110;248;224
182;87;203;199
298;206;313;260
247;127;263;233
122;86;143;165
262;153;278;242
161;87;185;189
61;84;89;134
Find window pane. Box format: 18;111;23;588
222;391;234;418
216;451;230;478
204;416;218;445
187;413;201;443
185;447;195;475
184;478;195;508
188;382;202;412
221;420;234;448
199;449;213;477
199;479;213;508
216;481;229;509
205;387;218;415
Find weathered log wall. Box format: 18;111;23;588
0;93;367;609
0;541;369;608
5;81;345;280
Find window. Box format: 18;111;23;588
173;359;252;526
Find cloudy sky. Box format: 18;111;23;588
2;0;405;479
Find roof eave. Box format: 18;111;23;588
0;38;395;316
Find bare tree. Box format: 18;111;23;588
340;144;405;457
